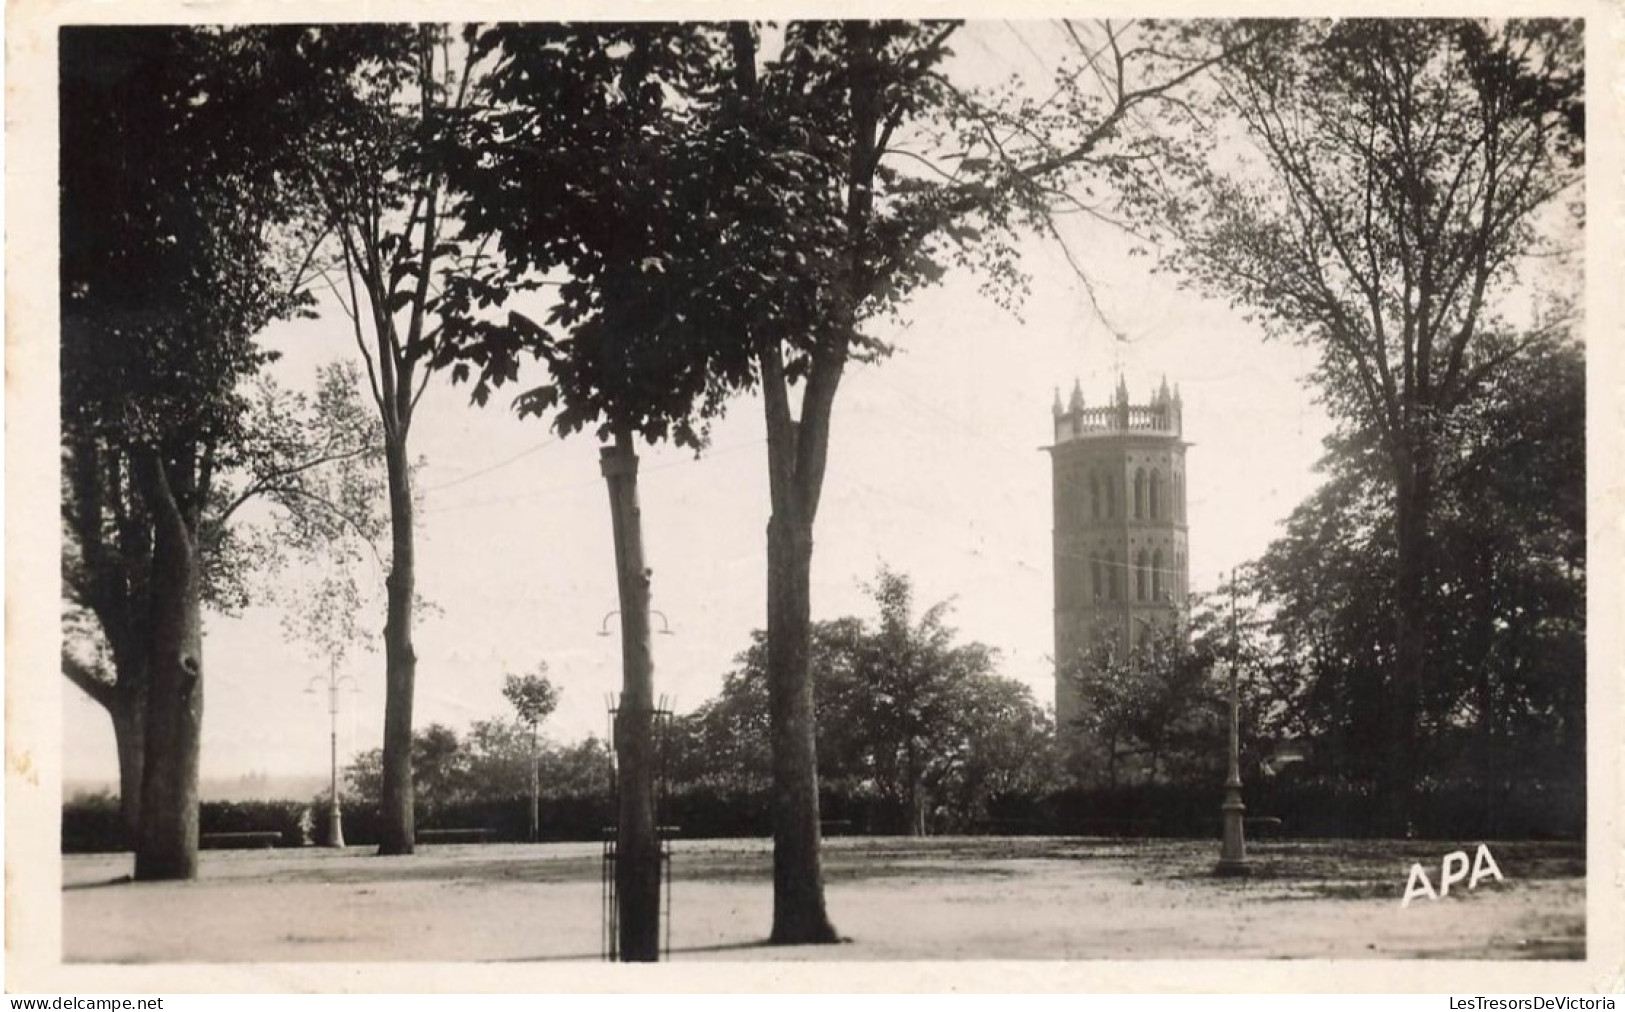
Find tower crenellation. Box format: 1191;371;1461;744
1052;375;1182;445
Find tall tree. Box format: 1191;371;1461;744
1253;334;1585;823
714;20;1250;938
345;722;466;826
1142;19;1583;825
1058;595;1266;789
243;24;478;854
679;569;1057;835
440;23;748;959
841;567;1006;835
502;666;560;842
59;26;335;877
441;19;1250;942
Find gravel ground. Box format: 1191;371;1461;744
61;836;1584;963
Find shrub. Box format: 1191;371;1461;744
200;800;310;844
62;791;126;853
63;795;315;852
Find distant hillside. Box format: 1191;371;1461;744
64;773;328;803
202;772;329;802
63;779;117;801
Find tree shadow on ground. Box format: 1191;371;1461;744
486;938;799;962
62;875;133;891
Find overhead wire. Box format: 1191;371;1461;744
421;437;766;516
420;436;560;493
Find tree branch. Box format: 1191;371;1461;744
206;444;376;537
62;649;116;710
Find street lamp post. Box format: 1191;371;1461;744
1216;568;1250;876
307;662;358;848
529;720;540;844
597;604;677;960
1215;658;1250;875
599;610;675;637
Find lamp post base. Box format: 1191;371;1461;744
327;806;346;849
1216;788;1248;876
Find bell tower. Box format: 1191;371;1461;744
1048;375;1190;729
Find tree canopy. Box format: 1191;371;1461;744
1253;334;1584;813
59;25;371;874
502;666;561;731
673;566;1056;834
1135;19;1583;824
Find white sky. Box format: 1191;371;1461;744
58;22;1341;785
60;222;1334;786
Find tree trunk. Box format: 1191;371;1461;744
1382;444;1434;835
1471;548;1499;837
134;484;203;881
64;437;152;846
766;511;840;944
529;726;540;844
110;687;146;845
377;435;418;855
905;750;924;837
601;433;661;961
65;651;148;846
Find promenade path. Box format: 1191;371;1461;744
61;836;1584;964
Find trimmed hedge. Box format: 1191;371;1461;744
62;792;126;853
62;770;1584;853
62;797;314;853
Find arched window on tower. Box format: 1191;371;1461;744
1133;468;1146;519
1107;551;1121;600
1089;472;1100;521
1090;555;1103;600
1175;472;1184;522
1106;473;1118;520
1150;469;1164;520
1135;548;1149;601
1152;548;1165;601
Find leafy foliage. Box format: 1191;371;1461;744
502;666;561;731
671;566;1057;833
59;27;376;859
1149;20;1583;398
342;721;614;825
1062;624;1219;788
1253;336;1585;803
431;20;1252;933
215;23;482;854
435;24;761;447
60;27;306;462
1130;19;1583;820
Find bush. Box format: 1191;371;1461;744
64;767;1583;854
308;791;379;847
306;792;613;846
62;795;315;853
200;800;311;846
62;791;126;853
425;795;609;842
665;783;772;838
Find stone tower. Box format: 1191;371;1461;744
1048;375;1190;729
